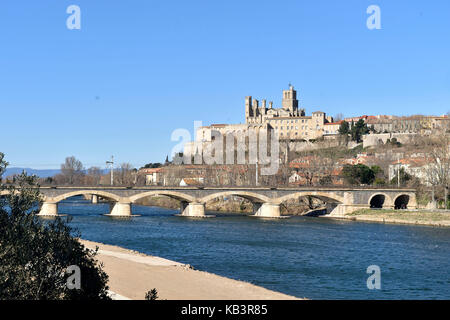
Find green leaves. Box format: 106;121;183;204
0;153;110;300
341;164;376;185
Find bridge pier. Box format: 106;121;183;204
38;202;58;216
253;203;281;218
108;202;132;217
179;201;207;217
329;204;368;216
92;195;98;204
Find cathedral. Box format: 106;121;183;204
184;85;335;158
245;85;306;124
244;85;333;140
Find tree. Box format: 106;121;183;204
0;152;8;183
350;119;369;143
145;289;159;300
117;163;134;185
319;175;333;186
0;153;110;300
341;164;375;185
61;156;84;185
425;136;450;207
85;167;102;185
334;113;344;122
338;121;350;135
390;167;412;186
144;163;162;169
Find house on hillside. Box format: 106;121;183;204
388;158;430;184
179;177;204;187
139;167;164;186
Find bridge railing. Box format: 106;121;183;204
1;183;416;192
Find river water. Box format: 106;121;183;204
57;197;450;300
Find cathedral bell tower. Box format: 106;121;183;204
282;84;299;115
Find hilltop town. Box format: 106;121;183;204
8;86;447;213
132;86;450;212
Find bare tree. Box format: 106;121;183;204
84;166;102;186
117;163;134;185
60;156;84;185
334;113;344;122
425;136;450;207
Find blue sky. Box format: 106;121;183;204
0;0;449;169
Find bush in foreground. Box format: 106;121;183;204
0;152;110;300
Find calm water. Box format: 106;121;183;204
55;197;450;300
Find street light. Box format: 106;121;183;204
106;156;114;186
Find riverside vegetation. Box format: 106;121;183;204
0;152;110;300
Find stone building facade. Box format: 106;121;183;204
184;85;334;157
245;85;333;140
183;85;449;158
366;115;449;134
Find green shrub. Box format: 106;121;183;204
0;152;110;300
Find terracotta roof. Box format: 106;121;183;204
211;124;228;127
140;168;163;174
324;121;343;125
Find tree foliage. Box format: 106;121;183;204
0;152;110;300
338;121;350;135
145;288;158;300
60;156;84;185
390;167;412;186
143;163;163;169
350;119;370;143
341;164;376;185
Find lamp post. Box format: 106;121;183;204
106;156;114;186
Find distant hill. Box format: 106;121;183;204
2;168;109;179
3;168;60;178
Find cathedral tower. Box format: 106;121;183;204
282;85;298;114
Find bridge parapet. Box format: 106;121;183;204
2;186;417;218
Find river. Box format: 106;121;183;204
56;196;450;300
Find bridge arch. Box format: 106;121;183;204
273;192;345;205
199;191;271;204
129;190;196;203
368;193;393;209
394;194;410;209
50;190;122;203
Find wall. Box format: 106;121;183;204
363;133;418;148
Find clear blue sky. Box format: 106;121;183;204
1;0;449;169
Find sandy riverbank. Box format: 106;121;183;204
327;209;450;227
80;240;300;300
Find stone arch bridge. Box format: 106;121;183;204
0;186;417;218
